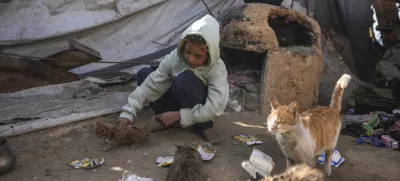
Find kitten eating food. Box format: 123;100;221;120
165;144;202;181
95;120;150;151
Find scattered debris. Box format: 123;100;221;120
241;148;275;179
232;134;263;146
381;135;399;150
361;112;388;136
118;170;153;181
155;156;174;167
67;157;105;169
356;136;385;147
317;149;345;168
84;72;133;86
196;144;216;161
342;111;400;150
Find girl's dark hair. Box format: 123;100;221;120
183;35;208;50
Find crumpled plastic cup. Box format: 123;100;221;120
119;170;153;181
242;148;275;179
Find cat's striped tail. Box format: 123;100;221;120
330;74;352;111
259;164;324;181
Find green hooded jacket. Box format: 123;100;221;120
119;15;229;128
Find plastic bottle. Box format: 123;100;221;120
381;135;399;150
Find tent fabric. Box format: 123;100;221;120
0;0;168;45
0;0;244;75
0;0;167;45
315;0;376;83
0;80;131;137
1;0;374;80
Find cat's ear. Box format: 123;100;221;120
286;101;298;117
271;97;281;110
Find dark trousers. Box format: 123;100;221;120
137;67;213;132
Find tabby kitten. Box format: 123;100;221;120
165;144;202;181
95;120;150;151
257;164;324;181
266;74;351;176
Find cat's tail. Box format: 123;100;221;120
259;164;324;181
329;74;351;111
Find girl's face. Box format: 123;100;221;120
184;40;208;68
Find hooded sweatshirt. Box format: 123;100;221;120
119;15;229;128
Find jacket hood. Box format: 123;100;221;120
177;15;220;66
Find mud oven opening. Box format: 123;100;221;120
219;4;322;115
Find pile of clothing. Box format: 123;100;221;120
341;111;400;150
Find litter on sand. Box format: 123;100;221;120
155;156;174;167
381;135;399;149
119;170;153;181
356;135;385;147
343;111;400;150
156;142;217;167
241;148;275;179
232;134;263;146
68;157;105;169
196;144;216;161
317;149;345;167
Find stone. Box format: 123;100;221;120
244;92;258;111
220;4;323;116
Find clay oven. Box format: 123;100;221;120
219;3;322;115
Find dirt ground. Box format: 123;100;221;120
1;109;400;181
0;68;78;93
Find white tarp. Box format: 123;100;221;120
0;0;244;75
0;80;131;137
0;0;167;45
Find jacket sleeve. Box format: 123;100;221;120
179;63;229;128
119;50;176;121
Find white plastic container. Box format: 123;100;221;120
241;148;275;179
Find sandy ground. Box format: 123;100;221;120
1;109;400;181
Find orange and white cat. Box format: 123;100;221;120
257;164;324;181
266;74;351;176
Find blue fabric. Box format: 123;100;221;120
137;67;213;131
